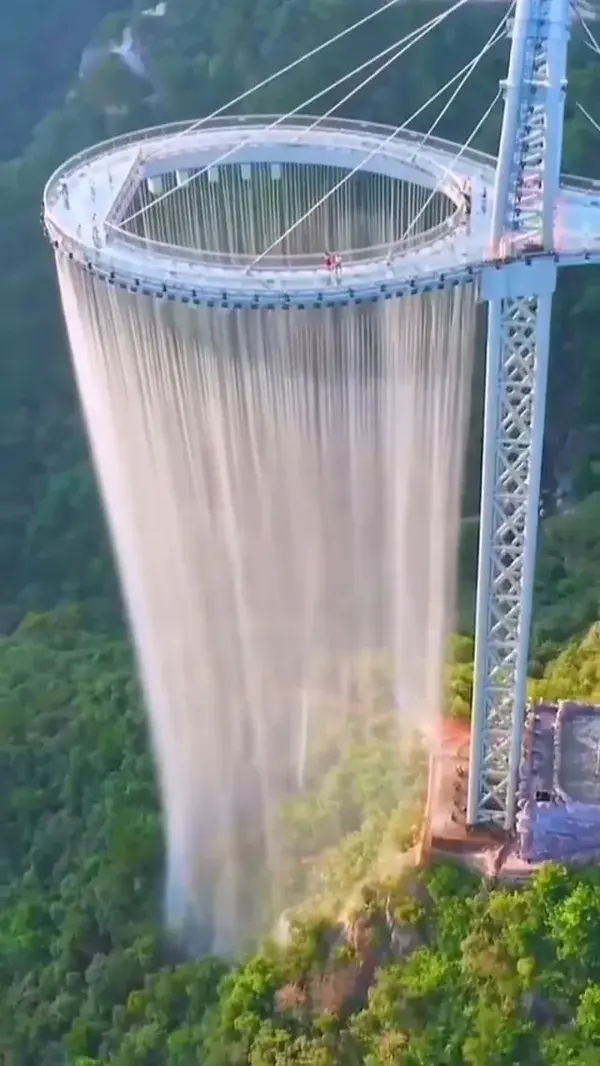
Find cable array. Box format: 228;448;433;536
399;91;501;252
248;6;508;269
171;0;408;143
409;3;513;160
573;0;600;54
120;0;468;228
569;4;600;163
394;6;512;252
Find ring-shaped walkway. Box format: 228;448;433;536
43;115;600;309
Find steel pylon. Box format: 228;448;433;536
467;0;571;829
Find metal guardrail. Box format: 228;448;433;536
43;115;485;207
104;152;145;229
44;113;597;210
47;242;600;313
135;114;500;172
44;115;599;278
561;172;600;192
102;118;467;270
105;212;464;271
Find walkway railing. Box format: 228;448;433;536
104;152;145;229
102;117;470;270
44;115;599;280
104;214;465;272
44;114;597;211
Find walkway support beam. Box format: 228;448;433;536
467;0;570;829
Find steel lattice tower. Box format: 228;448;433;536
467;0;571;828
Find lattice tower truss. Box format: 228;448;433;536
467;0;570;828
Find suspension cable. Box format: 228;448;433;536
392;9;510;251
411;2;513;160
290;13;454;145
249;13;505;270
572;1;600;55
283;1;473;152
399;91;501;250
169;0;410;145
570;6;600;147
120;0;468;227
576;99;600;134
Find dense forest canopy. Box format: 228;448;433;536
4;0;600;1063
0;3;109;158
6;613;600;1064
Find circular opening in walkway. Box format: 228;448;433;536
119;161;458;268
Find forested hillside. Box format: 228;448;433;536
5;612;600;1064
0;0;133;160
4;1;600;1063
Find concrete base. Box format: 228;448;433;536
421;706;600;883
421;719;508;876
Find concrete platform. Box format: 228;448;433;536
422;703;600;882
518;702;600;864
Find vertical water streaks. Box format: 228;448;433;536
54;166;475;953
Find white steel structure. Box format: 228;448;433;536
43;116;600;307
43;0;600;833
468;0;574;829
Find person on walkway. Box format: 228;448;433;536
324;251;343;283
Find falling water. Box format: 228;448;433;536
54;160;475;954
